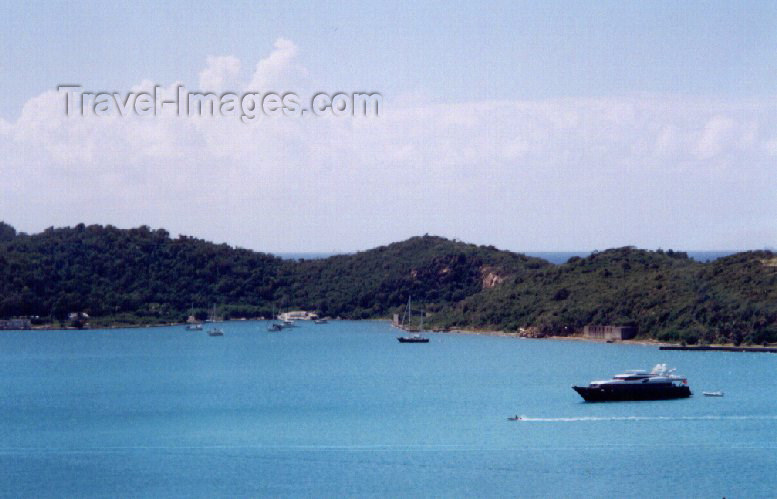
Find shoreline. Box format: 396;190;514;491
445;328;777;351
19;320;776;351
445;328;676;347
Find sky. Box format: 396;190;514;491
0;1;775;252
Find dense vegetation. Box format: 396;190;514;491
436;247;777;345
0;223;541;326
0;223;285;325
286;236;547;319
0;221;775;344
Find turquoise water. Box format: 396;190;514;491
1;321;776;497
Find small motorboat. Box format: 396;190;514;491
507;415;522;421
266;323;284;332
703;391;724;397
207;327;224;337
397;334;429;343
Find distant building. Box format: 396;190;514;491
0;319;32;330
278;310;319;321
583;325;637;341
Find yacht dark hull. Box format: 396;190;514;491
573;383;691;402
397;337;429;343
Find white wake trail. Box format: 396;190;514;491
517;415;777;423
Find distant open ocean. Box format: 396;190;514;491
276;251;739;264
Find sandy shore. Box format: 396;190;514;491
444;328;677;347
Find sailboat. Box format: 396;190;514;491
266;305;286;331
185;303;203;330
207;304;224;336
397;296;429;343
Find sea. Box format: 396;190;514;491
1;321;776;497
276;251;740;264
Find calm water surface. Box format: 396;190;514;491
1;321;776;497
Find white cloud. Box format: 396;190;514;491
247;37;308;91
198;56;241;92
1;40;775;251
694;115;735;160
0;117;10;136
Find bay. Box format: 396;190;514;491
1;321;775;497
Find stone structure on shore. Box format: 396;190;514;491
583;325;637;341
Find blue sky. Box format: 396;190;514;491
0;1;775;251
3;0;776;115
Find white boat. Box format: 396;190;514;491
703;391;724;397
397;296;429;343
206;304;224;336
185;304;203;330
266;306;286;332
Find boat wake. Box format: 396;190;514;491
516;415;777;423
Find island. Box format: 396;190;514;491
0;221;775;346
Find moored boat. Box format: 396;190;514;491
206;304;224;336
396;296;429;343
207;327;224;336
184;304;203;330
573;364;691;402
397;333;429;343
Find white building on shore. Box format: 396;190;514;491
0;319;32;330
278;310;319;321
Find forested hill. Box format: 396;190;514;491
0;223;285;322
0;222;544;324
435;247;777;345
0;222;775;344
286;236;548;318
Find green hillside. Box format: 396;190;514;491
0;223;284;324
0;221;775;343
434;247;777;344
0;223;543;325
286;235;548;319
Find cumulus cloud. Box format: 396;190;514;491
0;117;10;136
1;39;775;251
247;37;308;91
198;55;241;92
